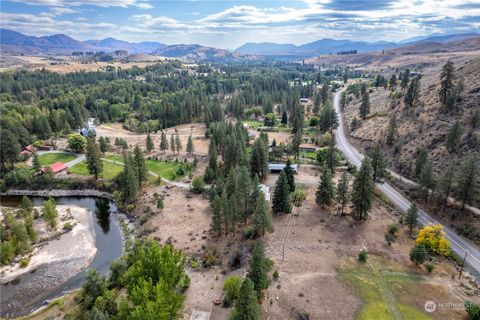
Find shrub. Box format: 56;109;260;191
63;222;73;231
189;258;200;270
410;243;428;265
20;257;30;268
358;249;368;262
465;301;480;320
203;248;216;267
272;270;279;280
425;263;435;273
191;176;205;194
223;275;243;304
243;226;255;239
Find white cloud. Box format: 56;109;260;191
9;0;153;9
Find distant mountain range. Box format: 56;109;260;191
235;33;480;57
1;28;479;60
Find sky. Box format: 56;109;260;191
1;0;479;49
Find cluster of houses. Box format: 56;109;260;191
18;144;68;175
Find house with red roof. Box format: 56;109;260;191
40;162;68;174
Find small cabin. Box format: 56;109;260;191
299;143;317;152
40;162;67;174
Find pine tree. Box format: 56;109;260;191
253;191;273;237
386;113;397;146
316;166;334;208
410;243;428;265
415;149;428;177
271;171;292;214
160;131;168;153
170;134;175;154
250;138;269;181
405;203;418;234
204;139;218;183
32;153;41;171
42;197;58;229
351;158;374;221
445;121;463;152
146;133;154;153
175;133;182;155
400;69;410;90
134;145;147;185
439;60;454;105
326;136;336;172
340;91;347;110
186;134;194;154
230;278;261;320
404;76;420;107
389;74;397;90
336;172;350;215
99;136;109;153
455;152;479;210
211;195;222;237
436;163;455;211
247;243;270;299
21;195;33;215
418;161;435;203
281;110;288;125
121;154;139;204
359;91;370;119
283;159;296;192
236;166;252;223
86;134;103;180
368;143;388;182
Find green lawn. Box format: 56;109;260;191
338;256;431;320
68;160;123;179
38;152;77;166
104;154;186;180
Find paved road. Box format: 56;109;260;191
333;89;480;278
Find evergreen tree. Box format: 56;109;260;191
326;136;336;172
211;195;223;237
281;110;288;125
204;139;218;183
247;243;270;299
230;278;261;320
410;243;428;265
340;91;347;110
389;74;397;89
42;197;58;229
86;134;103;180
351;158;374;221
0;129;20;170
439;60;454;105
368;143;388;182
386;113;397;146
415;149;428;177
186;134;194;154
21;195;33;215
400;69;410;90
445;121;463;152
359;91;370;120
236;166;252;223
146;133;154;153
32;153;41;172
470;108;480;131
336;172;350;215
170;134;175;154
283;159;296;192
316;166;334;208
404;76;420;107
405;203;418;234
455;152;479;210
418;161;435;203
436;163;455;211
250;138;269;181
271;171;292;214
133;145;147;185
253;191;273;237
175;133;182;155
121;154;139;204
98;136;109;153
160;131;168;153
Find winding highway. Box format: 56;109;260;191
333;89;480;278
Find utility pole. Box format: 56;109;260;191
458;250;468;280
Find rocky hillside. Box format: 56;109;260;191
342;56;480;180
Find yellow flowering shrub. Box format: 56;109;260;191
415;224;450;256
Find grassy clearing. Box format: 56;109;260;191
104;154;186;180
38;152;76;166
68;160;123;179
338;256;431;320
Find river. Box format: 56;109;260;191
0;196;125;318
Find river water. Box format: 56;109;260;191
0;196;124;318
